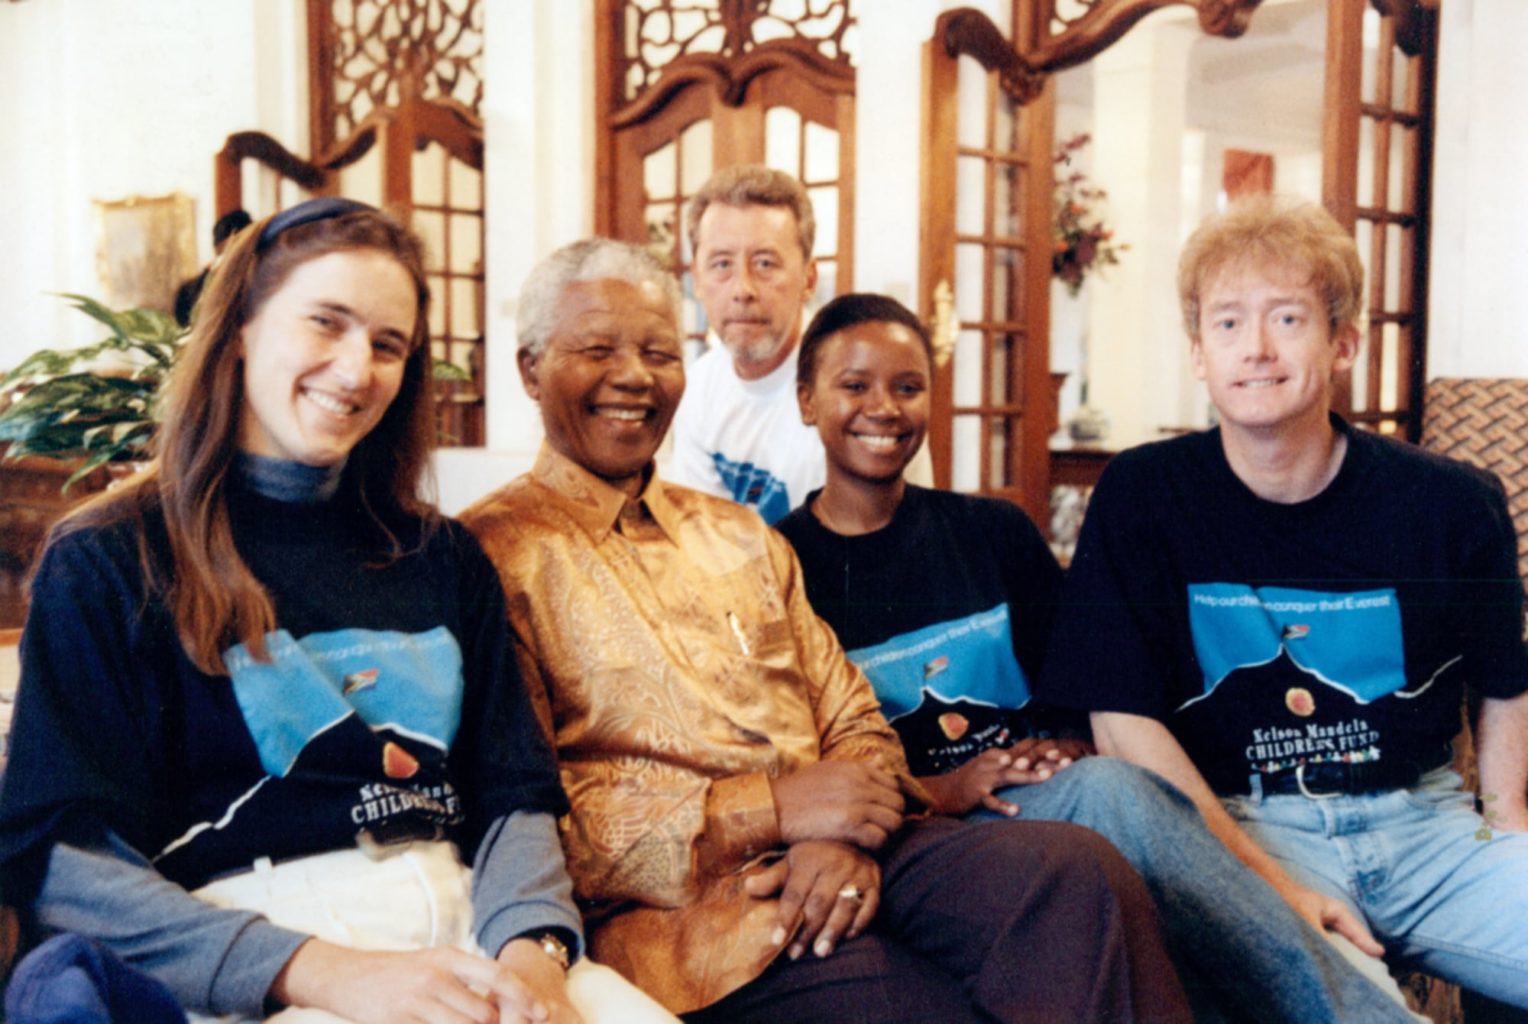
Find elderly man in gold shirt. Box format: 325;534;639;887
462;238;1189;1024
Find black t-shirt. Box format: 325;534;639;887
1038;420;1528;795
777;485;1070;776
0;481;565;895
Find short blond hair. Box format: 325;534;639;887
1178;196;1363;340
686;164;815;260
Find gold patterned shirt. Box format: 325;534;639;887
461;444;911;1013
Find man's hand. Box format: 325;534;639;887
745;840;879;961
920;738;1093;816
1278;881;1385;958
769;761;904;849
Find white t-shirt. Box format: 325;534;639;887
668;341;824;525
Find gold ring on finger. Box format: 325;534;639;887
837;883;865;903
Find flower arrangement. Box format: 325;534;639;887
1052;133;1127;297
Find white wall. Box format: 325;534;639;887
1428;0;1528;379
0;0;303;368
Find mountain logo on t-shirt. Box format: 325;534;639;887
155;628;467;877
1186;583;1406;705
847;604;1032;776
226;626;464;778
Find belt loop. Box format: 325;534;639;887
252;856;274;875
1247;773;1266;802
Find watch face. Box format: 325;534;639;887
538;933;571;969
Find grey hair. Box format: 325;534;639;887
686;164;815;260
517;238;683;354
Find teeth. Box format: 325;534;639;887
597;407;646;421
304;389;357;415
854;435;898;451
1239;380;1280;389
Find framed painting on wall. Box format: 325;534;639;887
93;192;198;313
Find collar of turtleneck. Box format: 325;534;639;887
233;451;345;504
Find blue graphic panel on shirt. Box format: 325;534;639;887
1183;584;1413;778
711;452;791;524
153;627;466;877
847;604;1033;775
226;626;464;777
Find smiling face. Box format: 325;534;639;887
520;277;685;495
798;320;931;487
692;202;817;379
237;249;416;466
1191;261;1358;444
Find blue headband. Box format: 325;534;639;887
256;197;377;250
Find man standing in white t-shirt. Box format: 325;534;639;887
669;165;826;524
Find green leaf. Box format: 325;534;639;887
432;358;472;382
56;293;136;346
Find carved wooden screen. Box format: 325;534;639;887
595;0;857;341
921;11;1055;525
1323;0;1437;441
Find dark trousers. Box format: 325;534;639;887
684;816;1190;1024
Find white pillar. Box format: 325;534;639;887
1428;0;1528;379
481;2;595;453
1085;20;1198;446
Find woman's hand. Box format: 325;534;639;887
494;937;584;1024
744;840;880;961
919;738;1095;816
270;938;585;1023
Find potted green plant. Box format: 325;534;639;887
0;294;182;489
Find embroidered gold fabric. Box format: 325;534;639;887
462;445;912;1013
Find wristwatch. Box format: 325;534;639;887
531;931;571;971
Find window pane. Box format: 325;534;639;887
765;106;802;176
415;210;446;273
412;143;445;206
679;119;714;195
804;120;839;182
449;156;481;208
952;414;981;492
810;186;838;258
644;140;677;202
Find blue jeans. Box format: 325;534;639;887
1225;765;1528;1009
972;757;1419;1023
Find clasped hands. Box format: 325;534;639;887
272;936;582;1024
752;740;1095;960
754;761;902;962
